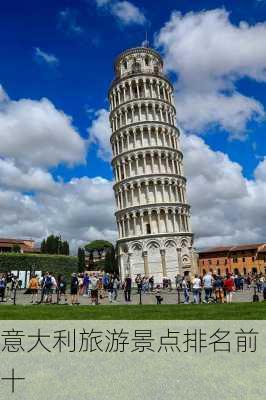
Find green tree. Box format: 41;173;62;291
62;241;69;255
104;245;116;273
85;240;113;258
77;247;86;273
40;239;46;253
40;235;70;255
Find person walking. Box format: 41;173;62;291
224;274;235;304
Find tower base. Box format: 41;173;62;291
117;234;197;285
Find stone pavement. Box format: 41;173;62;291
0;287;263;306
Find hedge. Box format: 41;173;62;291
0;253;78;279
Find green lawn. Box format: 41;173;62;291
0;302;265;319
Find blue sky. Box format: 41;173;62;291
0;0;266;249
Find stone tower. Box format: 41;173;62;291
109;46;194;283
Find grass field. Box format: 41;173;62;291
0;302;265;319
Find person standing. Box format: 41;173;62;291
155;285;163;304
0;274;6;302
28;274;39;304
192;274;201;304
214;275;224;303
263;277;266;301
124;275;132;302
5;272;13;301
43;272;55;304
135;274;142;294
113;275;119;301
90;273;99;305
149;276;154;292
70;273;79;305
58;274;68;303
107;275;114;303
224;274;235;304
203;272;214;303
182;276;190;304
83;273;89;296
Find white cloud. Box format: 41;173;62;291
182;133;266;248
155;8;266;138
0;177;117;251
34;47;59;66
0;158;57;193
58;8;83;34
87;108;112;161
111;1;146;25
95;0;146;26
0;85;86;167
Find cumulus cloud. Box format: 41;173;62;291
0;85;86;167
155;8;266;138
34;47;59;66
0;159;57;193
182;134;266;248
87;108;112;161
0;177;117;251
0;88;117;252
95;0;146;26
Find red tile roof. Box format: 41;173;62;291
199;243;265;254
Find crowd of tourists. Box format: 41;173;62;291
178;272;266;304
0;270;265;305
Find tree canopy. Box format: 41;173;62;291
84;240;113;255
41;235;69;255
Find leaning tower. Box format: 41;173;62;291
109;46;194;283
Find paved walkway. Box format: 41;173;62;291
0;288;264;306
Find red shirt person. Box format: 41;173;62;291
223;275;235;303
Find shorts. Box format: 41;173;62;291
70;288;78;295
45;287;53;295
6;282;12;290
31;289;38;294
59;287;66;294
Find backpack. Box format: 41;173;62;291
45;276;53;289
0;279;5;289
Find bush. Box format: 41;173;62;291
0;253;78;280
